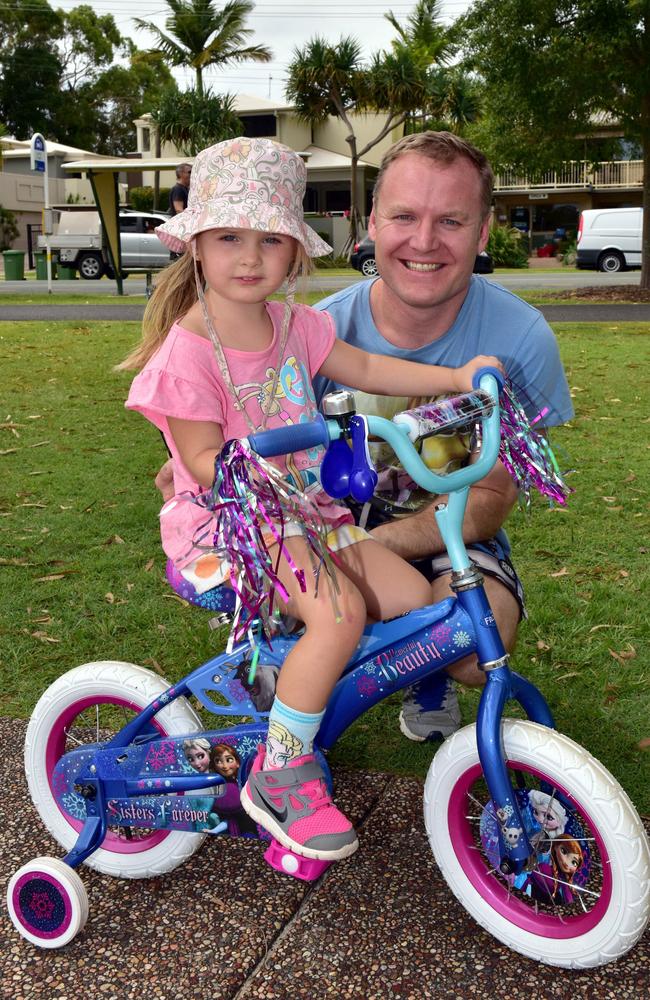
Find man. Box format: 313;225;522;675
313;131;573;741
169;163;192;217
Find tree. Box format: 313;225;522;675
286;36;430;248
0;1;176;154
151;87;242;155
460;0;650;288
95;50;177;156
135;0;272;96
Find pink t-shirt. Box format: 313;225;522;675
126;300;353;567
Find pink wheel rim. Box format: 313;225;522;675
46;694;170;854
447;761;613;938
12;869;73;940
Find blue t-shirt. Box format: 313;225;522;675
314;275;573;427
313;276;574;548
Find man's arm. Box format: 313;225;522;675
368;460;518;561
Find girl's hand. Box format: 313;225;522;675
452;355;504;394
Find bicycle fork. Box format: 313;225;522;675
438;490;556;876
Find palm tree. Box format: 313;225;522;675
384;0;476;134
286;36;429;249
384;0;457;70
135;0;271;96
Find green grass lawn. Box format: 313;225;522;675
1;320;648;812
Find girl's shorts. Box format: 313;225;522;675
179;521;372;595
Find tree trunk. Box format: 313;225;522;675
641;136;650;290
153;126;161;212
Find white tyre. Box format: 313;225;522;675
424;720;650;968
25;661;206;878
7;856;89;948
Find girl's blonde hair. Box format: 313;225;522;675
117;239;313;372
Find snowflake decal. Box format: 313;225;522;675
363;663;376;675
453;630;472;648
62;792;87;820
29;891;55;920
429;624;452;644
236;735;259;758
145;741;177;771
226;678;248;704
357;675;379;697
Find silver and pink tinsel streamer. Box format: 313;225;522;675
191;439;340;648
498;382;573;507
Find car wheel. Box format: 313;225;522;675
361;256;378;277
77;252;104;280
597;250;625;273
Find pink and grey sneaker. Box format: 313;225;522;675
240;746;358;861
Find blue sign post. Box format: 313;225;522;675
30;133;52;292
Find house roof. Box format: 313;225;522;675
302;145;374;170
232;93;294;113
1;138;106;160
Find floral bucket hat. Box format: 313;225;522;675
155;137;332;257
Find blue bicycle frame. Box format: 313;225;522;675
60;373;555;878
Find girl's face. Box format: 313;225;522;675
215;750;239;780
186;745;210;772
555;842;581;877
196;228;296;305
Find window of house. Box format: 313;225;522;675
240;115;277;138
141;128;151;152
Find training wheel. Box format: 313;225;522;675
7;856;89;948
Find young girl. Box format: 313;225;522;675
122;137;502;865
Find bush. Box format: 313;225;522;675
486;225;529;268
0;204;19;251
128;186;172;213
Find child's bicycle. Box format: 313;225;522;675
7;371;650;967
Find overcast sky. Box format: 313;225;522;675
55;0;472;103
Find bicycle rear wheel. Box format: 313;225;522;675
25;661;206;878
424;720;650;968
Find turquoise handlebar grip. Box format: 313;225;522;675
367;373;501;494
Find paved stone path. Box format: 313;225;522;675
1;718;648;998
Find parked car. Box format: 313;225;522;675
576;207;642;272
350;236;494;276
48;211;170;279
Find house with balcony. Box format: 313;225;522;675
493;159;643;250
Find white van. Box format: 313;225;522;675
576;207;642;272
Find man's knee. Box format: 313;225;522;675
430;573;520;687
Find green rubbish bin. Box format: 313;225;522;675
34;251;57;280
58;264;77;280
3;249;26;280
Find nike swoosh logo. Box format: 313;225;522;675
256;787;289;824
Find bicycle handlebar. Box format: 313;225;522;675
247;369;503;498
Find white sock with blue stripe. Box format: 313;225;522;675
264;696;325;770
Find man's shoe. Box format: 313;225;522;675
399;674;462;742
241;745;358;861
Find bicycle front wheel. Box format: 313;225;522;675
424;720;650;968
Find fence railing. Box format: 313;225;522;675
494;160;643;191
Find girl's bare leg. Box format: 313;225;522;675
333;538;432;621
271;537;367;714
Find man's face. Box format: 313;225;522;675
180;166;191;187
369;153;489;314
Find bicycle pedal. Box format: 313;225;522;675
264;838;331;882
